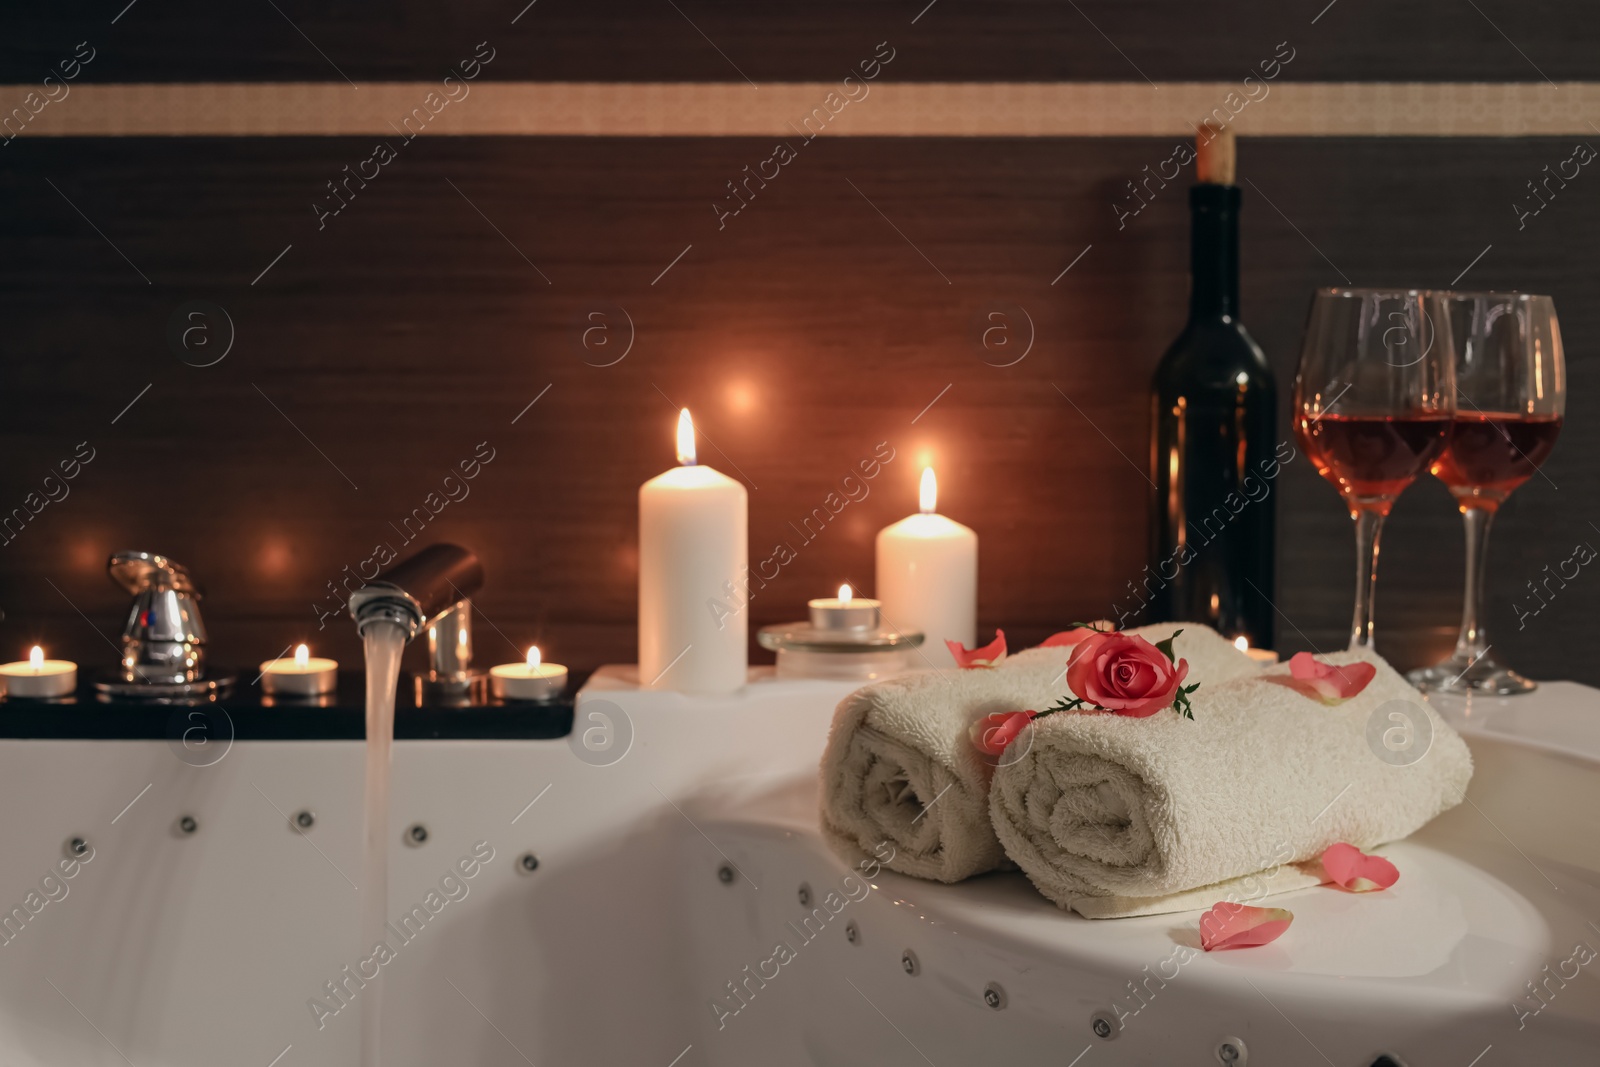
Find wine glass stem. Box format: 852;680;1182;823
1454;505;1495;661
1349;508;1387;649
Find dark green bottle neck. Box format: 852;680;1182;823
1188;183;1241;322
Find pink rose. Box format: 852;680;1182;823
969;709;1037;756
1065;631;1190;718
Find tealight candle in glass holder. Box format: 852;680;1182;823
491;646;568;702
759;583;922;682
260;643;338;696
0;646;77;699
808;584;881;631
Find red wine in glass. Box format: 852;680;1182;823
1407;292;1565;695
1293;288;1454;649
1297;413;1453;507
1430;412;1562;507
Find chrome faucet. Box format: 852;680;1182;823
349;543;484;697
95;550;235;700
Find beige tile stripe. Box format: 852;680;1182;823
5;82;1600;137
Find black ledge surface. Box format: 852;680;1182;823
0;671;576;741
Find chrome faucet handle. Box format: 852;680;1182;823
109;550;197;597
108;550;209;686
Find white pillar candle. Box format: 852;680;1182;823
875;467;977;666
0;646;77;698
491;646;569;701
639;409;748;693
260;643;339;696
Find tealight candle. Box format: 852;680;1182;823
809;584;881;632
260;643;338;696
0;646;77;699
491;646;568;702
1233;636;1279;665
875;467;977;666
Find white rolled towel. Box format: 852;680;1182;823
820;625;1259;883
989;648;1473;918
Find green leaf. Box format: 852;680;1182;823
1041;689;1120;717
1154;628;1184;664
1040;694;1091;718
1171;680;1200;720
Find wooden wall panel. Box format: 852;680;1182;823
2;0;1596;84
0;133;1593;682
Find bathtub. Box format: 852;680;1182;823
1;669;1597;1066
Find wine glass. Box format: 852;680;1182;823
1294;289;1455;649
1408;292;1565;694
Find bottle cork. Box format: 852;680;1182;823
1195;121;1236;185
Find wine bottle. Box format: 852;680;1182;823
1147;123;1277;647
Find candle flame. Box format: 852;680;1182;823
676;408;697;466
838;584;853;605
1234;636;1249;652
29;646;43;670
919;467;938;514
527;646;541;670
295;643;310;668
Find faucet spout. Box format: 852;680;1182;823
349;543;484;643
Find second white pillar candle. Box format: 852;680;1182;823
874;467;977;667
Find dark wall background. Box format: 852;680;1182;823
1;1;1595;682
4;0;1598;82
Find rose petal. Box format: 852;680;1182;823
968;710;1037;756
1262;675;1320;701
1287;652;1377;704
1039;622;1115;648
1289;651;1340;684
1199;902;1294;951
947;629;1007;669
1321;842;1400;893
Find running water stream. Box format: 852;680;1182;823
360;623;407;1067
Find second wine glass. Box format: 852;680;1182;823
1293;289;1455;649
1409;292;1565;694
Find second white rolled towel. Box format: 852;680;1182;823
989;649;1474;917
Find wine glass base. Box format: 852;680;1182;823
1407;655;1537;696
